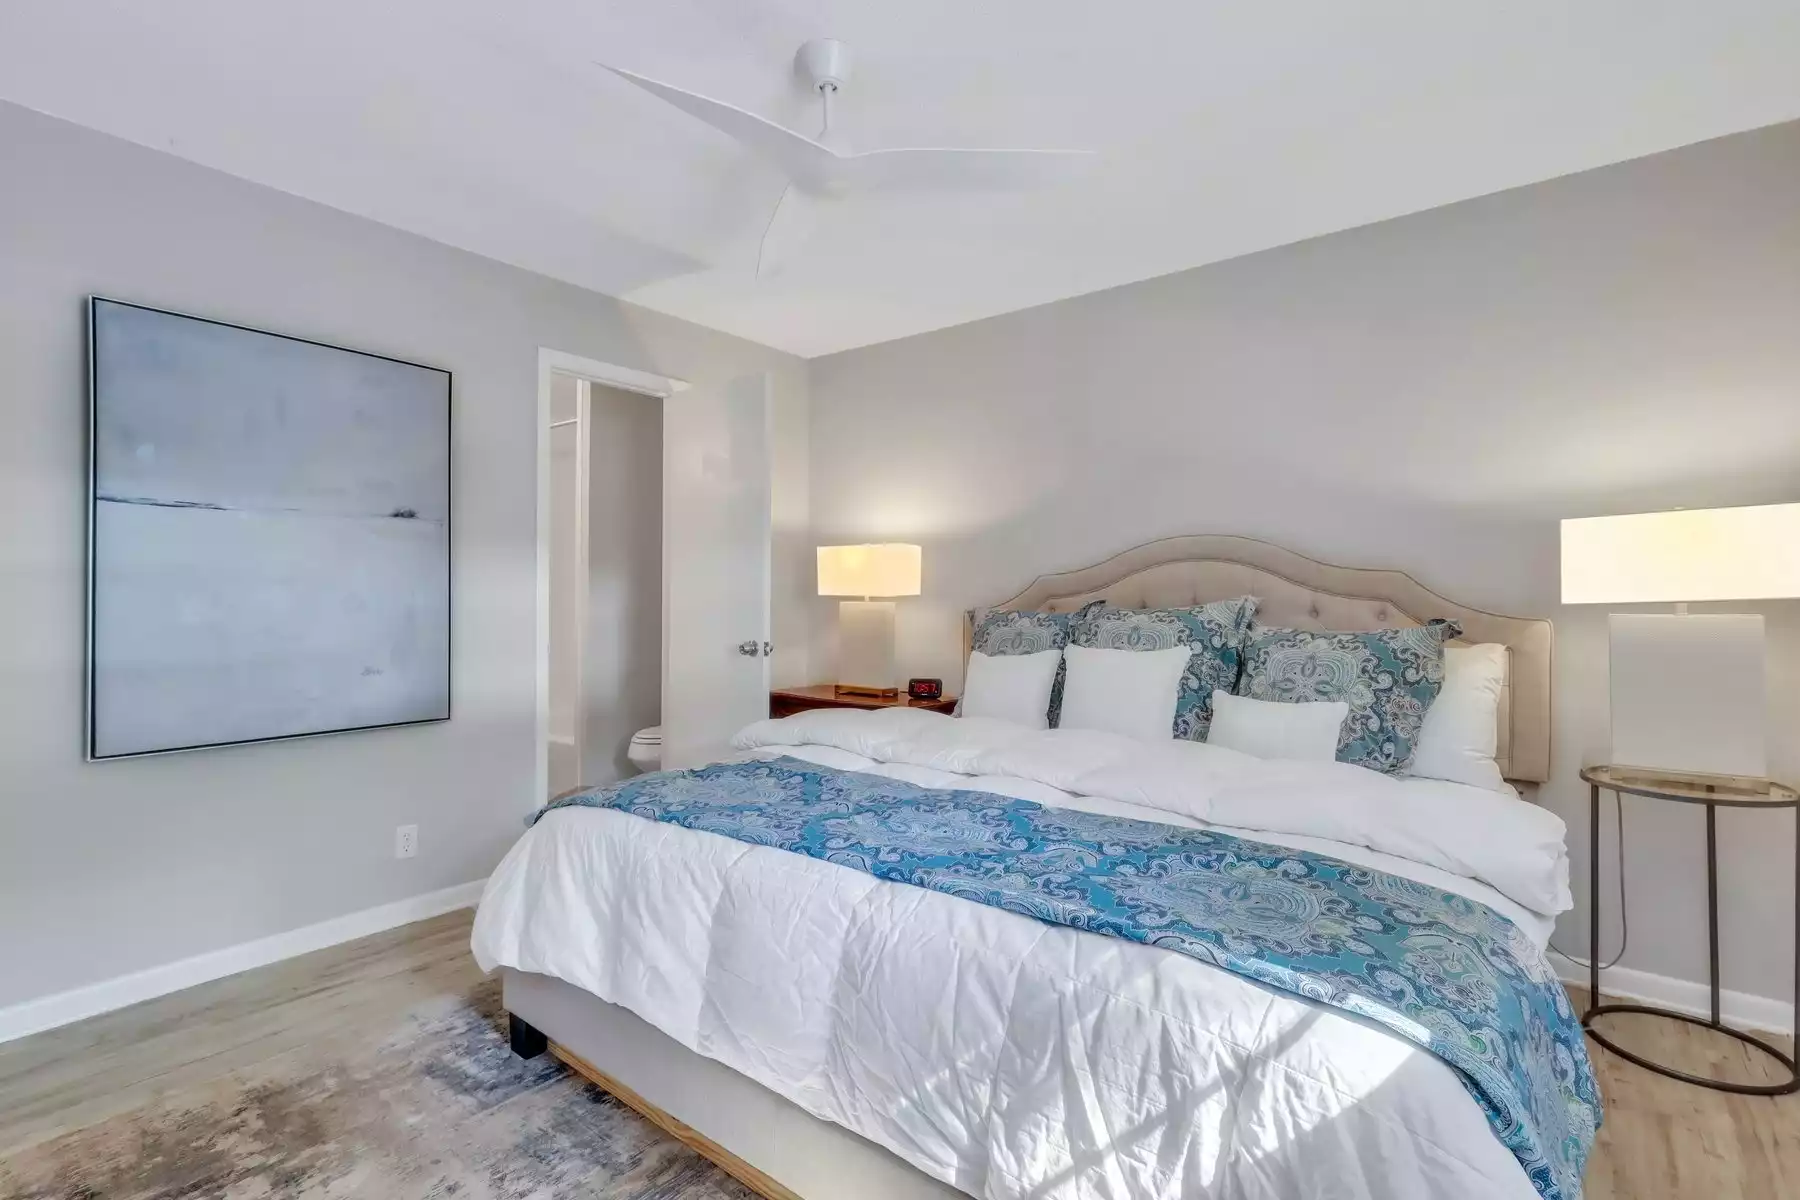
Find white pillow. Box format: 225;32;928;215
1206;690;1348;763
1057;644;1188;743
960;649;1062;729
1407;643;1509;791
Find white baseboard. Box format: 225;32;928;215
1550;951;1793;1035
0;879;487;1046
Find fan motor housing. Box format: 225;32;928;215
797;38;852;93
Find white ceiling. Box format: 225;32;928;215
4;2;1799;358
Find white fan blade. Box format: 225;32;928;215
834;147;1094;193
756;185;821;279
602;64;839;192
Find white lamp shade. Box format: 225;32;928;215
1560;503;1800;605
817;544;922;597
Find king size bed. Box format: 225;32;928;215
472;535;1592;1200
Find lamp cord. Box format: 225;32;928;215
1550;789;1629;972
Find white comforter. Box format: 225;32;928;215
473;709;1572;1200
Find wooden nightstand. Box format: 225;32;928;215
771;685;957;718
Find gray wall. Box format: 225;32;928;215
584;385;663;784
0;101;808;1010
807;120;1800;1003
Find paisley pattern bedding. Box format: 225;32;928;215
1239;618;1459;773
538;757;1599;1200
966;608;1075;725
1068;597;1256;740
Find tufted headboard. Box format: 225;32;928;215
961;535;1553;785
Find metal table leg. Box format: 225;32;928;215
1707;803;1720;1025
1588;782;1600;1015
1582;791;1800;1095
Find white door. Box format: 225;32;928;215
546;381;587;796
661;373;772;769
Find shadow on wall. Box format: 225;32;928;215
0;98;811;1017
799;117;1800;1006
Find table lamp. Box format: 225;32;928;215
1561;503;1800;786
818;544;922;697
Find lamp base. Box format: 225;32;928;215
1610;613;1767;782
836;600;898;695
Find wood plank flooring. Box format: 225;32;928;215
1569;984;1800;1200
0;910;479;1161
2;911;1796;1198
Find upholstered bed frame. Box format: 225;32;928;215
503;536;1556;1200
963;534;1552;785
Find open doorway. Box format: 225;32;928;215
541;365;666;801
536;350;773;804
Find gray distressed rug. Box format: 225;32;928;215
0;979;753;1199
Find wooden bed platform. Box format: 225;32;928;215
549;1039;800;1200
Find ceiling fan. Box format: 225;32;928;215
603;39;1093;277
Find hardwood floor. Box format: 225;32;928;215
0;910;479;1160
1570;985;1800;1200
2;912;1796;1198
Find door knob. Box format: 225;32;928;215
737;641;760;657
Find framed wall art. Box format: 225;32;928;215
86;298;451;759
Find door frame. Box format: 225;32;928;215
534;349;688;813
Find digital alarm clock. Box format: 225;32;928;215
907;677;943;701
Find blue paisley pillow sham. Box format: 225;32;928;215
1237;619;1460;774
966;608;1075;725
1067;597;1257;741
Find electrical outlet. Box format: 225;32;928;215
395;824;418;859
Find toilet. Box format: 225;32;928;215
626;726;663;775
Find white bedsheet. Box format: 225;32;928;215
473;711;1569;1200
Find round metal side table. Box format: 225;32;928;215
1579;764;1800;1095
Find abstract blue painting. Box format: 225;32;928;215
87;299;451;759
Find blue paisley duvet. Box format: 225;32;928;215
539;758;1599;1199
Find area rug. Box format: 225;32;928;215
0;978;753;1200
